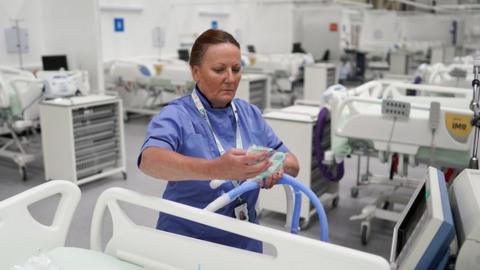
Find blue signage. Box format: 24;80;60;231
211;20;218;29
114;18;124;32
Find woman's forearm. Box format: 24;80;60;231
140;148;299;181
139;147;218;181
283;152;300;177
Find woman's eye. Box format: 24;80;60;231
232;67;241;73
213;68;224;73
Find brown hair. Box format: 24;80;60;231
189;29;240;67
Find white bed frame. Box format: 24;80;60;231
334;81;472;156
330;81;472;244
1;180;390;270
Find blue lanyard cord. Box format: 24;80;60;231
191;89;243;186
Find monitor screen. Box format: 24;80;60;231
42;55;68;71
390;167;455;270
395;184;427;258
178;49;189;62
292;42;305;53
247;45;256;53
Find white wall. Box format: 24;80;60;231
0;0;46;69
398;13;455;45
295;6;343;61
243;2;294;53
2;0;478;92
0;0;104;92
100;0;172;61
42;0;104;92
358;10;468;57
99;0;296;62
359;10;400;53
461;13;480;49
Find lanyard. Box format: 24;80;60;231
191;88;243;155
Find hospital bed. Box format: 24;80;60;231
243;52;314;107
3;168;479;270
325;80;473;243
106;57;194;117
0;179;390;270
0;67;92;181
414;62;472;88
0;66;43;180
332;81;472;165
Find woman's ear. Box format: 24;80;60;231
191;65;200;82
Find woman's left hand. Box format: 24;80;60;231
259;167;284;189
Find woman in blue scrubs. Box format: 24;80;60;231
138;29;299;253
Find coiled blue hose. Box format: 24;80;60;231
278;174;329;241
291;187;302;235
210;174;329;242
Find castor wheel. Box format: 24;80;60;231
361;223;370;245
19;166;27;181
299;218;311;230
331;196;339;208
382;201;391;210
122;171;127;180
351;187;359;198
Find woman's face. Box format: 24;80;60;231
191;43;242;108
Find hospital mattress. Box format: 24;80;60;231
332;136;470;168
46;247;143;270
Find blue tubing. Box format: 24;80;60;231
278;174;329;242
223;175;329;242
291;188;301;234
226;180;259;201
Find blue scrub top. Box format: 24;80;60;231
138;87;288;253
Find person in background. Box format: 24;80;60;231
138;29;299;253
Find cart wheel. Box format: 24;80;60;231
332;196;340;208
382;201;391;210
350;187;359;198
19;166;27;181
122;171;127;180
361;223;370;245
299;218;311;230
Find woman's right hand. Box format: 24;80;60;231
212;148;271;181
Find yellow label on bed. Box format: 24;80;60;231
445;113;472;143
154;64;163;75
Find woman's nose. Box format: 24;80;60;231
224;68;234;82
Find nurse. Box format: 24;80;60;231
138;29;299;253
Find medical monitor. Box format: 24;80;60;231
390;167;455;270
178;49;189;62
292;42;306;54
42;55;68;71
247;45;256;53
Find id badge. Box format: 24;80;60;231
234;203;249;221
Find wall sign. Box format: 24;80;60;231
114;18;124;32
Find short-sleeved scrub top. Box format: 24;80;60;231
138;87;288;253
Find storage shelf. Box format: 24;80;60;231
40;95;126;185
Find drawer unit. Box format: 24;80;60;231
40;95;126;185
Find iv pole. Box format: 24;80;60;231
11;19;25;69
469;56;480;169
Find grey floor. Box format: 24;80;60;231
0;116;427;261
